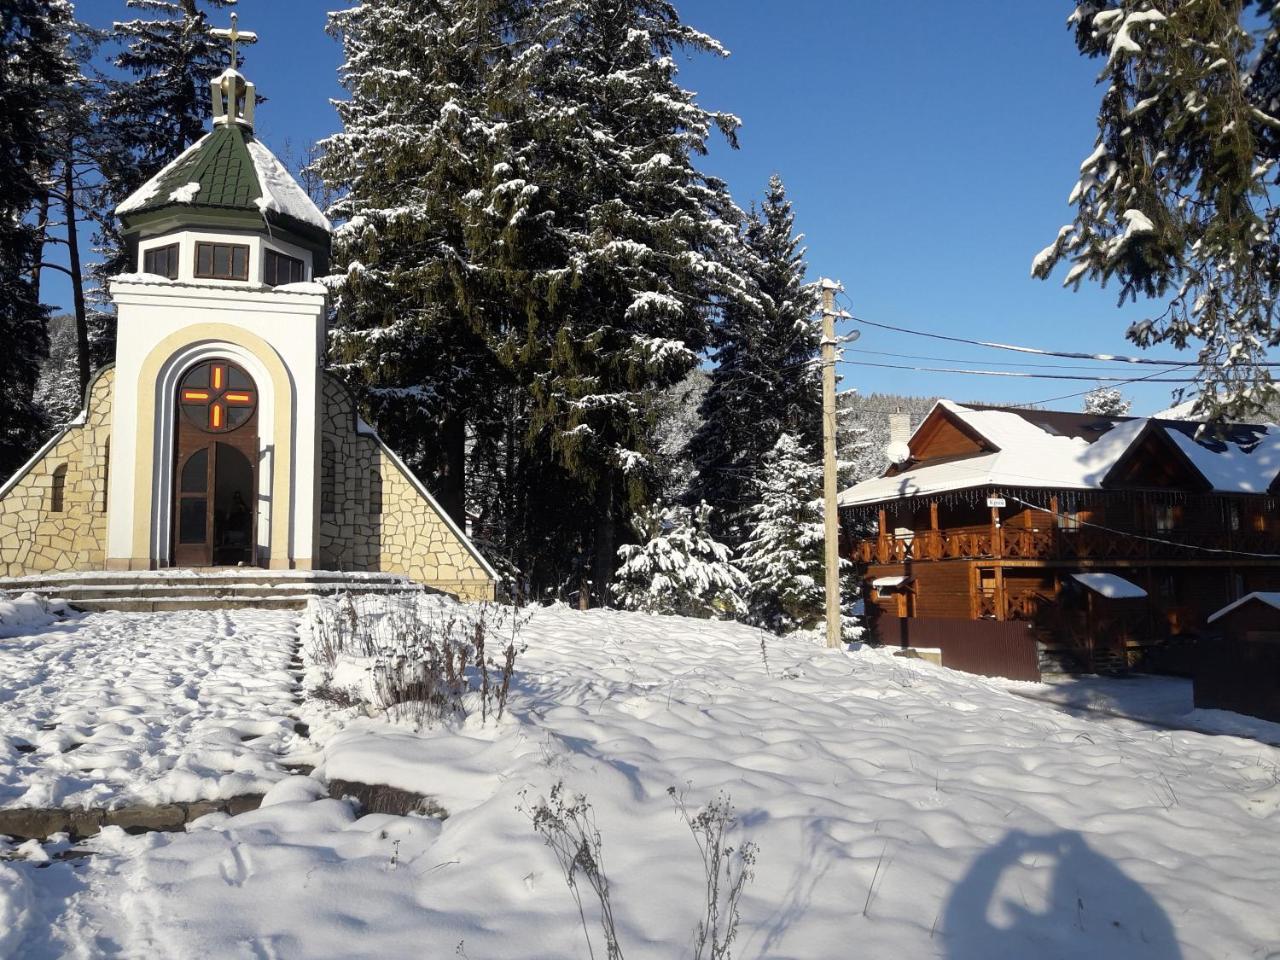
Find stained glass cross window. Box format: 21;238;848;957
179;360;256;433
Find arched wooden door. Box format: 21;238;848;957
173;359;259;567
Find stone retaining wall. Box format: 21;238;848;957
317;375;495;600
0;368;113;577
0;793;262;841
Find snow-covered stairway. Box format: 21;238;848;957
0;569;432;612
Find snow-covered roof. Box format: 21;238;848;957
245;139;330;232
871;575;913;589
1069;572;1147;600
115;124;328;236
1207;591;1280;624
838;400;1280;507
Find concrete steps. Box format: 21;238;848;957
0;569;430;612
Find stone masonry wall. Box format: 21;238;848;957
318;375;495;600
0;368;113;577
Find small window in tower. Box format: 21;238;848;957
263;248;305;286
195;242;250;281
143;243;180;279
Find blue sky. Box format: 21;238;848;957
61;1;1193;414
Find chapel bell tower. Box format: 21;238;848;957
104;15;333;571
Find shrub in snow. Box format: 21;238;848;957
525;782;755;960
304;594;527;729
611;503;747;618
1083;386;1132;417
0;591;72;639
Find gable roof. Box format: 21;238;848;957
116;124;330;239
1207;592;1280;624
838;400;1280;508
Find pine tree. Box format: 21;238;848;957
518;0;751;602
737;433;825;631
612;502;746;617
318;0;528;527
1082;385;1132;416
37;11;102;398
89;0;237;367
34;313;83;427
1034;2;1280;421
687;175;819;545
0;0;75;476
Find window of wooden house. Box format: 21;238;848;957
195;242;250;281
142;243;179;279
1152;503;1180;533
263;248;305;286
1158;573;1176;601
1059;507;1082;531
49;464;67;513
1227;502;1242;532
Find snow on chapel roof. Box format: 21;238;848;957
115;27;329;237
838;400;1280;507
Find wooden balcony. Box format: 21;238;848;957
854;527;1278;565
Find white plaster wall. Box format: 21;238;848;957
106;276;326;568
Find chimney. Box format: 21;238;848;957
889;411;911;446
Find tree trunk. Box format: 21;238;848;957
31;192;50;291
438;412;467;527
592;470;616;607
61;158;90;397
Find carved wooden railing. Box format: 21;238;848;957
856;528;1278;565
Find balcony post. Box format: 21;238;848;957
929;500;940;559
877;507;888;564
990;501;1003;559
1049;493;1060;560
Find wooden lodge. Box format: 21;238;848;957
838;401;1280;677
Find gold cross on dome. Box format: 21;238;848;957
210;13;258;68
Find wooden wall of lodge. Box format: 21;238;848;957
851;491;1280;635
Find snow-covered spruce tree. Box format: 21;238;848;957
687;175;820;545
318;0;533;527
35;313;84;427
737;433;825;631
89;0;236;367
519;0;751;602
612;502;746;618
0;0;76;476
1033;2;1280;421
1082;385;1132;416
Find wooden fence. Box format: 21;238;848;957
871;616;1041;682
1194;640;1280;723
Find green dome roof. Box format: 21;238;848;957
116;123;330;245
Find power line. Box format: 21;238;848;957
1028;362;1196;406
853;347;1186;372
834;292;1280;368
842;358;1198;383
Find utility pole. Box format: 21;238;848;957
820;279;852;649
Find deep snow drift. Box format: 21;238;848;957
1;598;1277;959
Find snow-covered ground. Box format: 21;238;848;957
0;607;302;810
2;599;1278;959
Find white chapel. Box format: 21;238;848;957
0;34;496;600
